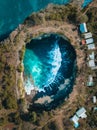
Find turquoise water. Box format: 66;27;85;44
74;123;79;128
24;36;62;94
0;0;70;40
23;33;76;108
82;0;93;7
0;0;93;41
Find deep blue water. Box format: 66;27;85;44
23;33;76;108
0;0;70;40
0;0;93;41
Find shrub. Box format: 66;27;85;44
17;63;24;73
3;95;17;109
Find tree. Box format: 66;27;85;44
0;117;6;126
3;95;17;109
8;112;21;125
76;13;88;23
29;111;37;123
17;63;24;72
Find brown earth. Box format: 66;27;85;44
1;0;97;129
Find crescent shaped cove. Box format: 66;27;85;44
23;33;77;109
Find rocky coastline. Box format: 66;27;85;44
7;5;87;110
1;1;97;129
0;3;86;106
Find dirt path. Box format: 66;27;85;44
24;21;79;47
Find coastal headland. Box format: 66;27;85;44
0;1;97;130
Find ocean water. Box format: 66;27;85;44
23;34;62;94
0;0;93;41
82;0;93;7
23;33;76;108
0;0;70;40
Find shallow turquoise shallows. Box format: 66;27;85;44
23;33;76;109
0;0;93;40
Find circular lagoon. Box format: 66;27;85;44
23;33;76;109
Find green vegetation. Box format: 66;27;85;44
44;5;77;22
8;112;22;125
86;7;97;42
0;117;7;126
3;94;17;109
87;110;97;128
17;63;24;72
24;13;43;26
0;42;17;110
25;5;80;25
0;2;97;130
19;45;25;61
25;4;89;26
29;111;37;123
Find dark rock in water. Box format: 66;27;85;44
23;33;77;110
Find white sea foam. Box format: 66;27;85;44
24;78;38;95
23;35;75;96
47;40;62;83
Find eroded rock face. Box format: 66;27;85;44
23;33;77;109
